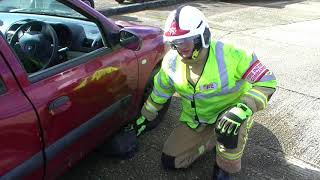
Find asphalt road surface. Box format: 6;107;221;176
61;0;320;179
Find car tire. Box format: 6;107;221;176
143;66;171;131
100;66;170;158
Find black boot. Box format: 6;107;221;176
212;164;230;180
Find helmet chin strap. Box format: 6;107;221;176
190;37;203;60
177;47;201;61
191;47;201;60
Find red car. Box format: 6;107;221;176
0;0;167;179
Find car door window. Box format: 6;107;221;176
0;78;6;94
0;0;109;81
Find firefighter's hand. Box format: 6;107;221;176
133;116;147;137
135;98;163;136
215;103;252;149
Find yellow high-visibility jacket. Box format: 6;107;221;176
147;40;277;129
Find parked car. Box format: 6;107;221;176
0;0;168;179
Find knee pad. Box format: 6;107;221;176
161;153;176;169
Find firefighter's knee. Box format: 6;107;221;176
161;153;176;169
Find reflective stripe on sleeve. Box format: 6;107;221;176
163;52;177;85
250;53;258;66
145;100;159;113
242;53;258;78
245;89;267;108
157;73;172;89
152;89;171;99
167;53;177;73
259;72;276;82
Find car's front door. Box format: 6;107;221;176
33;47;138;178
0;36;44;179
13;48;138;178
3;23;138;180
0;0;140;178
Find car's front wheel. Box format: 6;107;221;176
100;66;171;158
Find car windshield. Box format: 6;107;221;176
0;0;86;19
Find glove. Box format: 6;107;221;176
133;116;148;137
122;115;147;139
215;103;253;149
133;97;163;137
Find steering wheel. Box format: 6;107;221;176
9;20;58;72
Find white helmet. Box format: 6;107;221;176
163;5;211;49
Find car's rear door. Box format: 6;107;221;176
0;35;44;179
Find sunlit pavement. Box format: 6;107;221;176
61;0;320;179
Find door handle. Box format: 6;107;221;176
48;96;71;116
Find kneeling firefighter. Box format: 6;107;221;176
133;5;277;179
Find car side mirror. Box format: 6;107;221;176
119;30;141;51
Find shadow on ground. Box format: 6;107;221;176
60;96;320;179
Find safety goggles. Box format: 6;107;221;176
168;35;200;50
